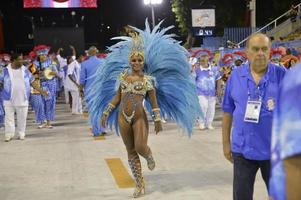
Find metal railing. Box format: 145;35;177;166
237;2;301;46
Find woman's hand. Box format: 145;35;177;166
154;121;163;134
101;115;107;128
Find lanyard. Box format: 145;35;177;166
247;79;268;101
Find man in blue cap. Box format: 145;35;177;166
80;46;106;136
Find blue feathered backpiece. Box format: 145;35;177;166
87;20;202;136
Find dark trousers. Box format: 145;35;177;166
232;153;270;200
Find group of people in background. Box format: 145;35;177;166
0;44;107;141
189;42;300;133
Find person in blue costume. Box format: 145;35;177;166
79;46;106;136
30;45;58;128
270;48;287;71
0;54;10;128
193;50;222;130
87;20;202;198
232;51;247;69
269;63;301;200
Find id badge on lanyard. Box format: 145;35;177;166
244;81;264;123
244;100;262;123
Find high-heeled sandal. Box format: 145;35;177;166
133;178;145;198
145;154;155;171
129;156;146;198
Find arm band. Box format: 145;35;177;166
103;103;116;117
152;108;161;122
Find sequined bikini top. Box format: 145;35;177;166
118;70;155;96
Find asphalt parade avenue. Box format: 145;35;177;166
0;99;268;200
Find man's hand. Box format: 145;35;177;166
41;90;49;97
79;89;84;98
217;89;222;98
154;121;163;134
223;141;233;163
101;115;107;128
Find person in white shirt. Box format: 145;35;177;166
0;53;47;141
66;56;82;114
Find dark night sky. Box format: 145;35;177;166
0;0;175;54
0;0;299;54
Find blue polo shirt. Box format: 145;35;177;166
270;63;301;200
80;56;104;95
222;62;286;160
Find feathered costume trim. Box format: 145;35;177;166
87;20;202;136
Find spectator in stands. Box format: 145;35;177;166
222;33;286;200
288;4;298;22
269;36;275;43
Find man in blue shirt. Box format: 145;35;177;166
80;46;106;136
269;63;301;200
222;33;286;200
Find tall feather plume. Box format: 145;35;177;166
87;19;202;136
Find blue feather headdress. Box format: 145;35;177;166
87;20;202;136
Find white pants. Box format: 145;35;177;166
64;88;70;104
198;95;216;127
4;105;28;138
70;90;82;114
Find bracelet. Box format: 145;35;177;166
152;108;160;112
152;108;161;122
103;103;116;116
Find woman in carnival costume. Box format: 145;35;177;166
87;20;202;198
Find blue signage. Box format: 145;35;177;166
193;27;215;37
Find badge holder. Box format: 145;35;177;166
244;100;262;123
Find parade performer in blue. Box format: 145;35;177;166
270;63;301;200
193;50;222;130
0;54;10;128
270;48;286;70
87;20;202;198
30;45;58;128
232;51;247;69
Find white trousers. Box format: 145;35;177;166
64;88;70;104
4;105;28;137
70;90;82;114
198;95;216;127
